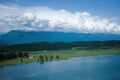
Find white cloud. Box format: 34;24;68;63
0;4;120;34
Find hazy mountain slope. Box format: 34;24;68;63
0;30;120;44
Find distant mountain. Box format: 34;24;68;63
0;30;120;44
0;33;4;38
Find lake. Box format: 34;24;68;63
0;54;120;80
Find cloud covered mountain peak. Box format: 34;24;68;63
0;4;120;34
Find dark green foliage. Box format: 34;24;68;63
24;52;29;58
38;55;60;62
56;55;59;59
18;52;24;58
0;41;120;52
45;55;48;61
20;59;23;62
39;55;44;61
38;58;40;62
18;52;29;58
0;52;18;60
0;53;5;61
0;41;120;61
0;52;29;61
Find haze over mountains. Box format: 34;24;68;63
0;4;120;34
0;30;120;45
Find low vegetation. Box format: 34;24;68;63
0;48;120;66
0;41;120;66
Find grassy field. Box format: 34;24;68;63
0;48;120;66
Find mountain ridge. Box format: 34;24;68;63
0;30;120;44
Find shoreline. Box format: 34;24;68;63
1;54;119;67
0;48;120;67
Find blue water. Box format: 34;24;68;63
0;55;120;80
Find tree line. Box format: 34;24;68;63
0;52;29;61
38;55;60;62
0;40;120;52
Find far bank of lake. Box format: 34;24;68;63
0;48;120;66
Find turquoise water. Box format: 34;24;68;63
0;55;120;80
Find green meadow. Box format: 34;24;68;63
0;48;120;66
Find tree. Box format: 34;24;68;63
9;52;17;59
56;55;60;59
39;55;44;61
0;53;5;61
20;59;23;62
45;55;48;61
24;52;29;58
38;58;40;62
18;52;23;58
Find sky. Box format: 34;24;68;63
0;0;120;34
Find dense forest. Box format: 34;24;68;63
0;40;120;52
0;40;120;61
0;52;29;61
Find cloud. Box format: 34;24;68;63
0;4;120;34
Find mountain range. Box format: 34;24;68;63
0;30;120;44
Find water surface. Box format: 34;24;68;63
0;55;120;80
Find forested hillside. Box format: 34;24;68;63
0;41;120;52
